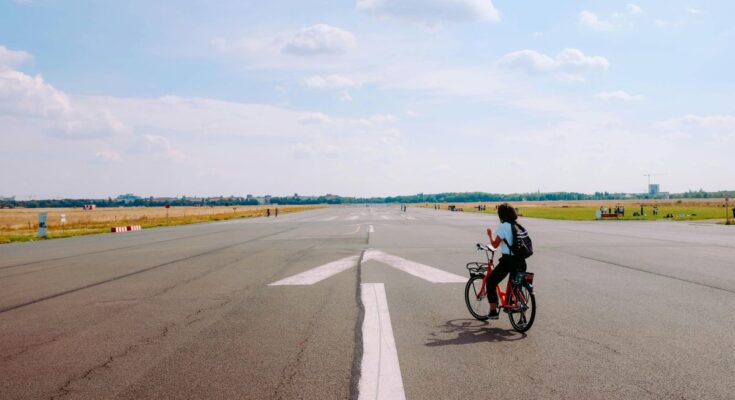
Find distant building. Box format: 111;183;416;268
648;184;660;195
0;196;15;202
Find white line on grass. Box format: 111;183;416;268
359;283;406;400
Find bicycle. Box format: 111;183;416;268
464;243;536;332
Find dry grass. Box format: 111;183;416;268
0;205;324;244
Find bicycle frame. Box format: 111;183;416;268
474;248;526;309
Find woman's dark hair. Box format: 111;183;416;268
497;203;518;223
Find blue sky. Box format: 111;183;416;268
1;0;733;198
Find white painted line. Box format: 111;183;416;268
369;225;375;233
381;215;390;220
359;283;406;400
347;215;360;221
344;224;362;235
406;216;416;220
363;250;466;283
268;255;359;286
323;216;338;221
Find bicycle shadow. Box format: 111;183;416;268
425;319;526;347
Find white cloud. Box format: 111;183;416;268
656;115;735;132
0;46;33;67
594;90;644;102
498;48;609;75
357;0;499;23
0;67;71;117
579;11;614;31
626;4;643;15
131;134;189;162
580;5;643;31
281;24;356;55
687;7;702;15
302;74;361;89
337;91;353;102
291;142;340;159
93;150;122;163
298;112;332;125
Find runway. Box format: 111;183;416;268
1;205;734;399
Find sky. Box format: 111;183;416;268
0;0;733;198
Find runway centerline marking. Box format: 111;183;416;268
359;283;406;400
268;255;360;286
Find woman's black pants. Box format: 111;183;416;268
487;256;526;304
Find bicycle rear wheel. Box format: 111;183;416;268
465;275;491;321
507;283;536;332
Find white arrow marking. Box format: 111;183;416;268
369;225;375;233
363;250;466;283
359;283;406;400
268;250;465;285
268;255;360;286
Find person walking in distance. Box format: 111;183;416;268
484;203;528;319
266;208;270;217
275;207;279;217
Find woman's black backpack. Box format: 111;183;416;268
503;222;534;259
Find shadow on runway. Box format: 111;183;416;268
424;319;526;346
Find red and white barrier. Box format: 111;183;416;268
111;225;142;233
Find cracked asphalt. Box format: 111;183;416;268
1;206;734;399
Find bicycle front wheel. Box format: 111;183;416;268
465;275;490;321
508;283;536;332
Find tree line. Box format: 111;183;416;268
2;190;734;209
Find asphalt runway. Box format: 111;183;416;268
1;206;734;399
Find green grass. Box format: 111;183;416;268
474;206;732;222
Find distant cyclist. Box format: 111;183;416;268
485;203;527;319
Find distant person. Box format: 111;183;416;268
640;205;644;215
484;203;528;320
266;208;270;217
275;208;279;217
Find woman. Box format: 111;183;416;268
485;203;527;319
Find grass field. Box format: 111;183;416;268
416;199;734;223
0;205;324;244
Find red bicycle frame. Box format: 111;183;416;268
477;255;530;309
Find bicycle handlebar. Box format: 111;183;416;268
476;243;496;253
